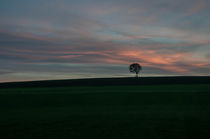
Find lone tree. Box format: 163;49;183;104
129;63;142;77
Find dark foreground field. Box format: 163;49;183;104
0;77;210;139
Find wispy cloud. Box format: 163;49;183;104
0;0;210;82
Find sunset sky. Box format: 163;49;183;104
0;0;210;82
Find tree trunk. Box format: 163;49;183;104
136;73;138;78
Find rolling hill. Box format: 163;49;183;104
0;76;210;88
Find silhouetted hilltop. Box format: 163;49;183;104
0;76;210;88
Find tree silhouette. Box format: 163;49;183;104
129;63;142;77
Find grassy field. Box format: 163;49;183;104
1;78;210;139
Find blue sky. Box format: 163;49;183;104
0;0;210;82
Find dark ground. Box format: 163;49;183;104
0;77;210;139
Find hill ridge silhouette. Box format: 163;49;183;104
0;76;210;88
